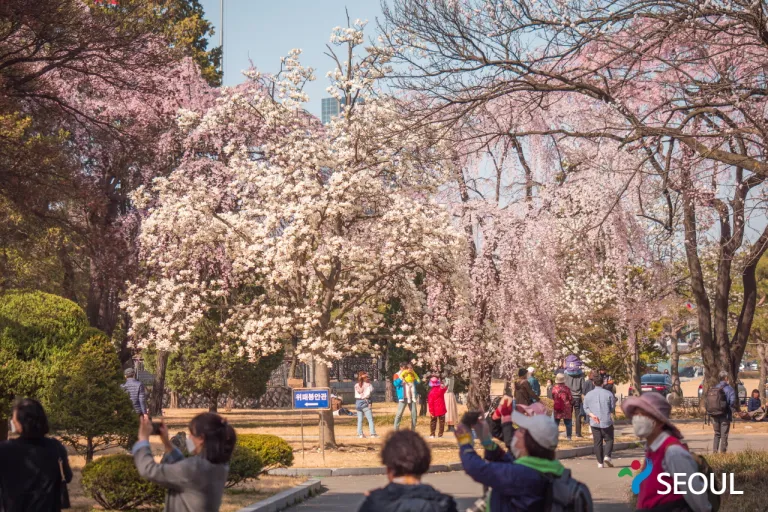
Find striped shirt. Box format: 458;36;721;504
121;378;148;414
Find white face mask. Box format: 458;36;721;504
510;434;523;459
9;419;16;434
185;436;197;454
632;415;657;438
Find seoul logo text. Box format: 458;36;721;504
618;459;743;495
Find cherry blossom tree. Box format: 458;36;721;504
125;24;463;445
379;0;768;391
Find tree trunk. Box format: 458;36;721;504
288;336;299;379
208;392;218;412
670;336;683;398
86;436;94;463
385;376;393;403
626;331;642;396
150;350;169;417
0;416;8;441
467;361;493;411
759;343;767;402
315;362;336;448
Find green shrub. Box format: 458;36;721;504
81;454;165;510
0;290;90;417
237;434;294;470
227;444;264;488
45;333;137;462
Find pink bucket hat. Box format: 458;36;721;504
621;391;682;439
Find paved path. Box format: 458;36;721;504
286;432;768;512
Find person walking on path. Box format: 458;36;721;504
122;367;149;418
427;376;448;438
552;374;574;440
583;375;617;468
456;410;592;512
622;392;711;512
581;371;597;428
526;367;540;398
564;355;586;438
514;368;538;407
133;413;233;511
355;372;378;438
707;370;736;453
443;368;459;433
0;399;73;512
394;370;417;431
358;430;458;512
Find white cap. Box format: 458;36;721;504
527;366;535;373
512;411;558;450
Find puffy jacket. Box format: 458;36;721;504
513;379;537;406
0;437;73;512
459;443;564;512
564;371;585;397
121;377;148;414
428;386;448;417
394;376;405;401
748;397;761;412
552;384;573;420
358;482;458;512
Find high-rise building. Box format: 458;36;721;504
321;97;340;124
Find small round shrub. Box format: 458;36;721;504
81;454;165;510
227;444;263;488
237;434;294;470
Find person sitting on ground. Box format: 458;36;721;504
133;413;234;510
358;430;458;512
748;389;761;413
514;368;538;406
622;392;711;512
456;410;592;511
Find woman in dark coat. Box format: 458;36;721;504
0;398;73;512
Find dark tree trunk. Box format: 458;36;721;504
86;436;94;463
626;331;642;396
467;361;493;411
670;336;682;398
0;416;8;441
150;350;169;417
759;344;767;402
58;240;77;303
208;392;219;412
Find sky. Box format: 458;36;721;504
199;0;385;118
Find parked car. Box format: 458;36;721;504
629;373;673;398
698;379;747;405
749;361;759;371
679;366;696;378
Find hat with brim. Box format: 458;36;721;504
555;374;566;384
621;391;682;439
124;367;135;377
512;411;558;450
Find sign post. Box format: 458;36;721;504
292;388;331;464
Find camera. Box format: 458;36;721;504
150;422;163;436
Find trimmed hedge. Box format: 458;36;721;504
237;434;294;470
81;454;165;510
226;434;293;488
227;444;263;488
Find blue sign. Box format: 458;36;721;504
292;388;331;410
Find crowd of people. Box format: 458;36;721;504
0;356;738;512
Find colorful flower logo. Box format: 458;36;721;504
618;459;653;494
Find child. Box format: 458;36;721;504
427;376;448;438
399;363;420;404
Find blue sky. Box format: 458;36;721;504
199;1;384;117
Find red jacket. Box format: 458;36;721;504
428;386;448;417
552;383;573;420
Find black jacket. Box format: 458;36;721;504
358;483;458;512
0;437;73;512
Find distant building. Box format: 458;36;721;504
321;97;340;124
321;96;365;124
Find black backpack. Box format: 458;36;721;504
544;469;594;512
705;386;728;416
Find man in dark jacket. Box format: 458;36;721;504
121;368;149;417
358;430;457;512
565;368;585;437
514;368;538;407
712;370;737;453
